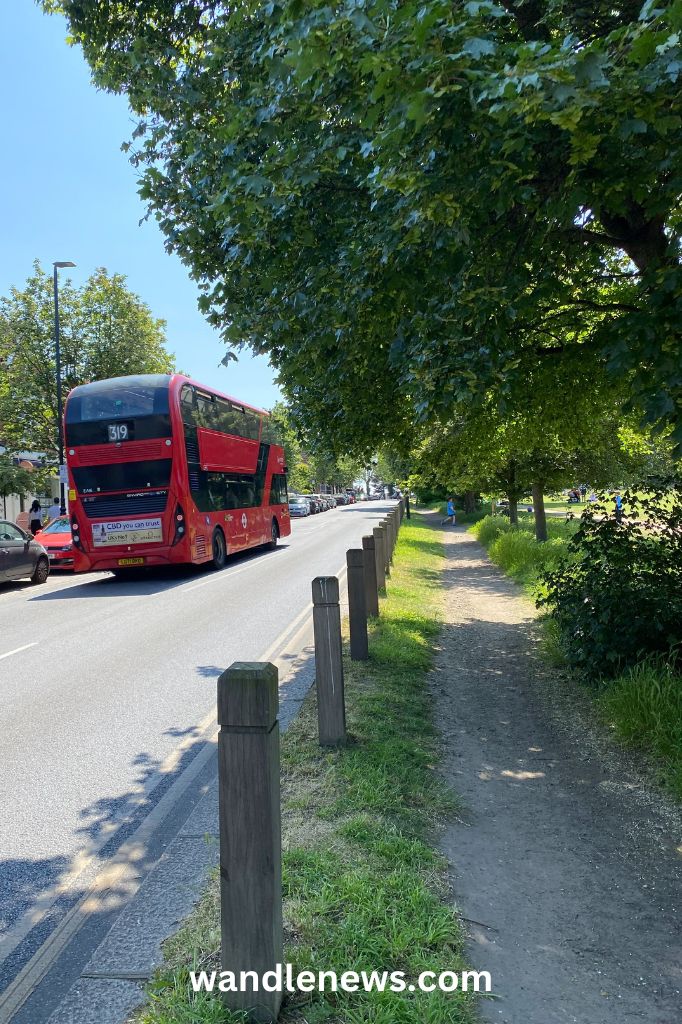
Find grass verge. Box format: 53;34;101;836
136;515;478;1024
598;657;682;800
469;514;576;598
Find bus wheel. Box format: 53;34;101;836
212;528;227;569
268;519;279;550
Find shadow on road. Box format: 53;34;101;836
27;543;290;601
0;728;213;1003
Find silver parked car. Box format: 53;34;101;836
0;520;50;584
288;495;311;517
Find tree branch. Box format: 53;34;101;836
499;1;552;43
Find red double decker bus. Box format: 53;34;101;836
64;374;290;574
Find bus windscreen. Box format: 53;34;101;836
66;381;170;423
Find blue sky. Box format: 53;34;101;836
1;2;281;411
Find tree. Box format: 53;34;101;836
268;401;363;492
410;361;654;538
45;0;682;451
0;454;40;517
0;262;174;462
268;401;310;492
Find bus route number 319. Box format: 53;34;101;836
108;423;129;442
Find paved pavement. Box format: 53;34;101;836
0;500;394;1022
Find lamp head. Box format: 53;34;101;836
53;261;76;269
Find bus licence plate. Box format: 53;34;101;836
117;557;145;566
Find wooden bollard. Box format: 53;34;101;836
312;577;346;745
346;548;369;660
380;521;390;576
362;534;379;617
386;515;394;562
389;510;398;559
218;662;283;1023
372;526;386;592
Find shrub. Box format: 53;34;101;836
539;484;682;679
471;514;511;547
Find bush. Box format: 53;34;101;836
540;484;682;679
471;514;511;547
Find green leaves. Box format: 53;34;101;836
44;0;682;457
461;36;496;59
0;262;174;461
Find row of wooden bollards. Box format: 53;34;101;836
314;497;405;745
216;498;406;1021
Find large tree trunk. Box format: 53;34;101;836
600;209;669;273
464;490;476;514
507;493;519;525
532;482;547;542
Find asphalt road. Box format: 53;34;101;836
0;500;393;1004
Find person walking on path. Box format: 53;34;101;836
440;497;456;526
46;498;61;522
28;500;43;535
429;522;681;1023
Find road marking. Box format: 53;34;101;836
0;643;37;661
0;558;349;1020
0;719;219;1024
180;561;255;594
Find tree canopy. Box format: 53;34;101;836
46;0;682;454
0;263;174;460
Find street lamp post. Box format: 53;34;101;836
53;261;76;514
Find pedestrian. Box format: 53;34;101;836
614;490;623;524
588;491;598;504
46;497;61;522
28;500;43;535
441;497;456;526
580;484;587;501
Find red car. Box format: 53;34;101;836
34;516;74;569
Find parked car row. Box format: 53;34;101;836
288;491;357;517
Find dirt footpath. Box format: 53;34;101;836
430;524;682;1024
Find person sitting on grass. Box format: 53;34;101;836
441;497;456;526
